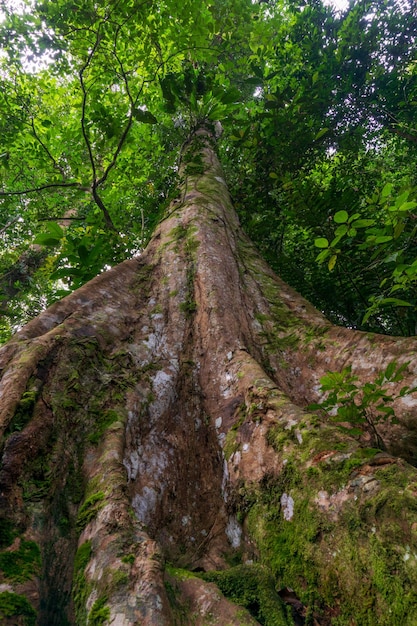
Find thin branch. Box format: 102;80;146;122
390;126;417;145
95;20;141;188
78;24;118;232
92;185;117;231
78;26;102;183
0;182;87;196
0;217;19;235
37;216;86;222
30;119;65;175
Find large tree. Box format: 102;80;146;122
2;1;417;625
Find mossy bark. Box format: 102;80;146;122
1;128;417;624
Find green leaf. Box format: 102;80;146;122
398;201;417;212
314;237;329;249
219;88;241;104
384;360;397;380
46;222;64;238
379;298;413;307
334;210;349;224
328;254;337;271
351;219;375;228
381;183;393;198
133;109;158;124
394;222;405;238
314;128;328;140
335;224;348;236
33;234;61;246
316;249;331;263
374;236;393;244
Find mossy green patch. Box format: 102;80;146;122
5;386;38;436
0;540;41;583
237;437;417;625
88;596;110;626
21;452;53;501
202;564;290;625
73;541;92;626
179;299;197;316
165;565;197;580
0;591;37;626
121;553;135;565
88;409;122;445
224;429;240;460
76;491;105;531
0;518;18;548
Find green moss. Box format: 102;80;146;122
164;579;186;623
73;541;92;626
74;540;92;573
179;299;197;316
239;441;417;625
224;429;240;460
5;387;38;435
0;591;37;625
0;518;18;548
88;596;110;626
0;540;41;583
110;569;129;588
76;491;105;531
184;162;205;176
121;554;135;565
266;428;291;452
88;409;122;445
202;564;290;626
21;453;53;501
165;565;198;580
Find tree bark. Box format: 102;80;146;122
1;127;417;625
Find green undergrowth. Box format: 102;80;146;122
164;567;194;625
0;591;37;625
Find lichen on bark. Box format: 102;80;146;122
1;127;417;624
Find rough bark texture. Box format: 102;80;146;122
1;129;417;625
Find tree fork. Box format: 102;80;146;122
1;128;417;625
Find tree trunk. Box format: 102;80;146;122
1;128;417;625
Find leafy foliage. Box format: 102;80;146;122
309;361;417;450
0;0;417;341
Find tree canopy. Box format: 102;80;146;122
1;0;417;341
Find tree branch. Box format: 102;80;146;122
95;20;142;188
30;119;65;175
37;216;85;222
78;23;118;232
92;184;117;232
0;182;87;196
0;217;19;235
78;26;102;183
